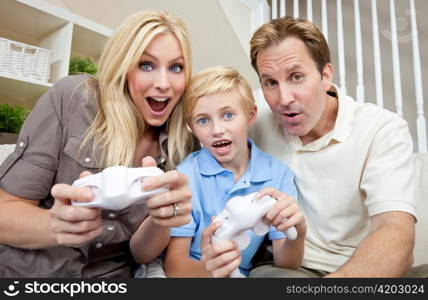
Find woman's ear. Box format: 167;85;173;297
186;123;193;133
248;105;258;127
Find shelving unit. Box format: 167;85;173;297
0;0;113;109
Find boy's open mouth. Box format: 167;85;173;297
212;140;232;149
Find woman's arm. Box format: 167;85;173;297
129;156;192;264
164;237;212;277
0;183;102;249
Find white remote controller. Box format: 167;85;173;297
213;192;298;277
71;166;169;210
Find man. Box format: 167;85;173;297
247;16;421;277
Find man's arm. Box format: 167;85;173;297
164;237;212;277
327;211;415;277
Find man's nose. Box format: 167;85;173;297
278;84;295;107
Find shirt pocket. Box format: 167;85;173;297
63;136;101;170
0;136;28;179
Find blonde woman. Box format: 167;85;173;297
0;10;196;277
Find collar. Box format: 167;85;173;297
197;139;272;182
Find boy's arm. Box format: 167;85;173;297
272;236;305;269
257;187;306;269
164;237;212;277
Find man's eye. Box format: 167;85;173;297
139;62;153;71
264;79;277;87
197;118;209;126
224;112;234;119
291;73;303;81
170;64;183;73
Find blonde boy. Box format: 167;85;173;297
164;66;306;277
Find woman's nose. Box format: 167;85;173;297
154;69;171;90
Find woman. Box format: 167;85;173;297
0;10;196;277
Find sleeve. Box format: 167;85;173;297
268;161;298;240
170;158;197;237
361;116;417;219
0;79;67;200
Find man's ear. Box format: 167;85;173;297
322;63;334;91
248;105;258;127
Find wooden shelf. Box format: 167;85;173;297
0;72;51;104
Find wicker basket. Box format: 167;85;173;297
0;37;52;83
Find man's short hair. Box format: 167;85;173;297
183;66;255;124
250;16;331;75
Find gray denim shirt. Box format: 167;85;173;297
0;74;167;277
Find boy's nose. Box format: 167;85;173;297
212;121;225;136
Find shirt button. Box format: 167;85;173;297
95;242;103;248
19;142;25;148
108;212;117;218
106;225;115;231
84;157;91;163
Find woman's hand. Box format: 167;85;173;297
141;156;192;228
256;188;306;236
50;171;103;247
200;221;241;278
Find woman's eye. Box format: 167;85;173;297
224;112;234;119
170;64;183;73
197;118;208;126
139;62;153;71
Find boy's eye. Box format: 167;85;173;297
197;118;209;126
224;112;234;119
170;64;183;73
139;62;153;71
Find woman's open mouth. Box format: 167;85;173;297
146;96;169;114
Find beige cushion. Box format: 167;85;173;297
414;153;428;266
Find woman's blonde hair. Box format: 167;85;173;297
183;66;255;124
81;10;194;170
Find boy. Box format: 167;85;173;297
164;66;306;277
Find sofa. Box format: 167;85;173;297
0;144;426;266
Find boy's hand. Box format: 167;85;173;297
256;188;306;236
200;221;241;278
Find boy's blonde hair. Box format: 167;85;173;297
183;66;255;124
80;10;194;170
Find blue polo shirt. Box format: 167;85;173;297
171;139;297;275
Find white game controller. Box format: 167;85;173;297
213;192;298;277
71;166;169;210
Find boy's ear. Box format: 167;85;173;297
248;105;258;127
